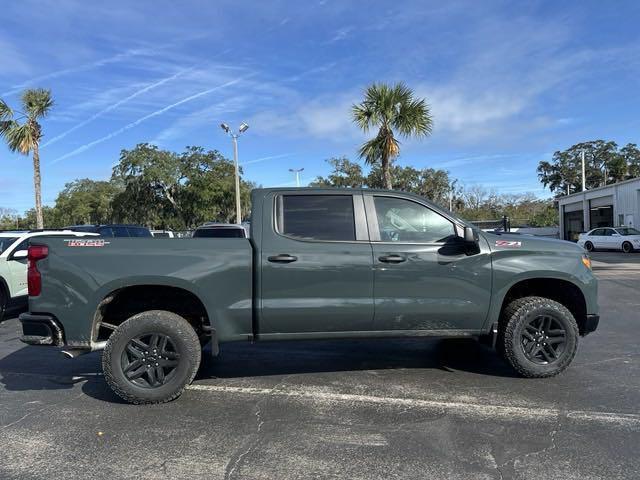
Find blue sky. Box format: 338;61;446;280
2;0;640;213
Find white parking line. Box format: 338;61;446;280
186;384;640;428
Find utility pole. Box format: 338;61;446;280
220;122;249;224
581;150;586;192
289;168;304;187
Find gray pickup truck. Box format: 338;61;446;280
19;188;599;404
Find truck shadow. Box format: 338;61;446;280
0;338;518;404
199;337;518;380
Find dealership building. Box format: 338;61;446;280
558;177;640;241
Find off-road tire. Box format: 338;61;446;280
102;310;201;404
501;296;579;378
622;241;634;253
584;241;594;252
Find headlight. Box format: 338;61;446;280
581;254;592;270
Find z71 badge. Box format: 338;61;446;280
65;239;110;247
495;240;522;247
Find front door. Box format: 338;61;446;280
259;192;374;335
365;193;492;332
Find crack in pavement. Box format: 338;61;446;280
222;375;294;479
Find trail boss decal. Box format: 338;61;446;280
65;239;110;247
495;240;522;247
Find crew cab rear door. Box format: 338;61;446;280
258;191;374;335
364;193;492;332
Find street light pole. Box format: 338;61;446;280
289;168;304;187
220;122;249;224
232;134;241;224
581;150;586;192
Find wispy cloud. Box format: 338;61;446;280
42;67;194;148
241;153;295;165
52;74;254;164
1;45;162;97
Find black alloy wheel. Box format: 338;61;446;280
121;333;180;388
521;315;566;365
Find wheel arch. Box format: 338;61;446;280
494;277;589;335
91;283;214;346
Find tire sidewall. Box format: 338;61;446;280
584;241;594;252
622;241;633;253
103;311;201;404
505;301;578;377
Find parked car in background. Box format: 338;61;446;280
0;230;97;321
578;226;640;253
65;224;152;237
192;222;249;238
151;230;175;238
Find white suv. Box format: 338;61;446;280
0;230;97;321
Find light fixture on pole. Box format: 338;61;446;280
220;122;249;224
289;167;304;187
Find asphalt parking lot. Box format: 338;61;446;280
1;251;639;479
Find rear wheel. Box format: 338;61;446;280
102;310;201;404
584;241;594;252
622;241;634;253
501;296;578;378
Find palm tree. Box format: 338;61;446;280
352;83;432;189
0;89;54;229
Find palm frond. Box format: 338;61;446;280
0;99;13;120
5;122;36;154
393;98;432;137
21;88;53;119
357;129;400;165
0;119;18;136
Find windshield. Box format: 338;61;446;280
0;237;18;255
616;227;640;236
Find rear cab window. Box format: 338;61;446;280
276;194;356;241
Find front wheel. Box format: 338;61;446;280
584;241;594;252
102;310;201;404
622;241;634;253
501;296;579;378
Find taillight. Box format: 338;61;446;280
27;245;48;297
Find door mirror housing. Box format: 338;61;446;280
11;249;28;260
463;226;478;243
612;233;621;237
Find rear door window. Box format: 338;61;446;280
277;195;356;241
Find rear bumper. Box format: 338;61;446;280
582;314;599;336
19;313;64;346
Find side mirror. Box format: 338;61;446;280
612;233;621;237
11;249;28;260
463;226;478;243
